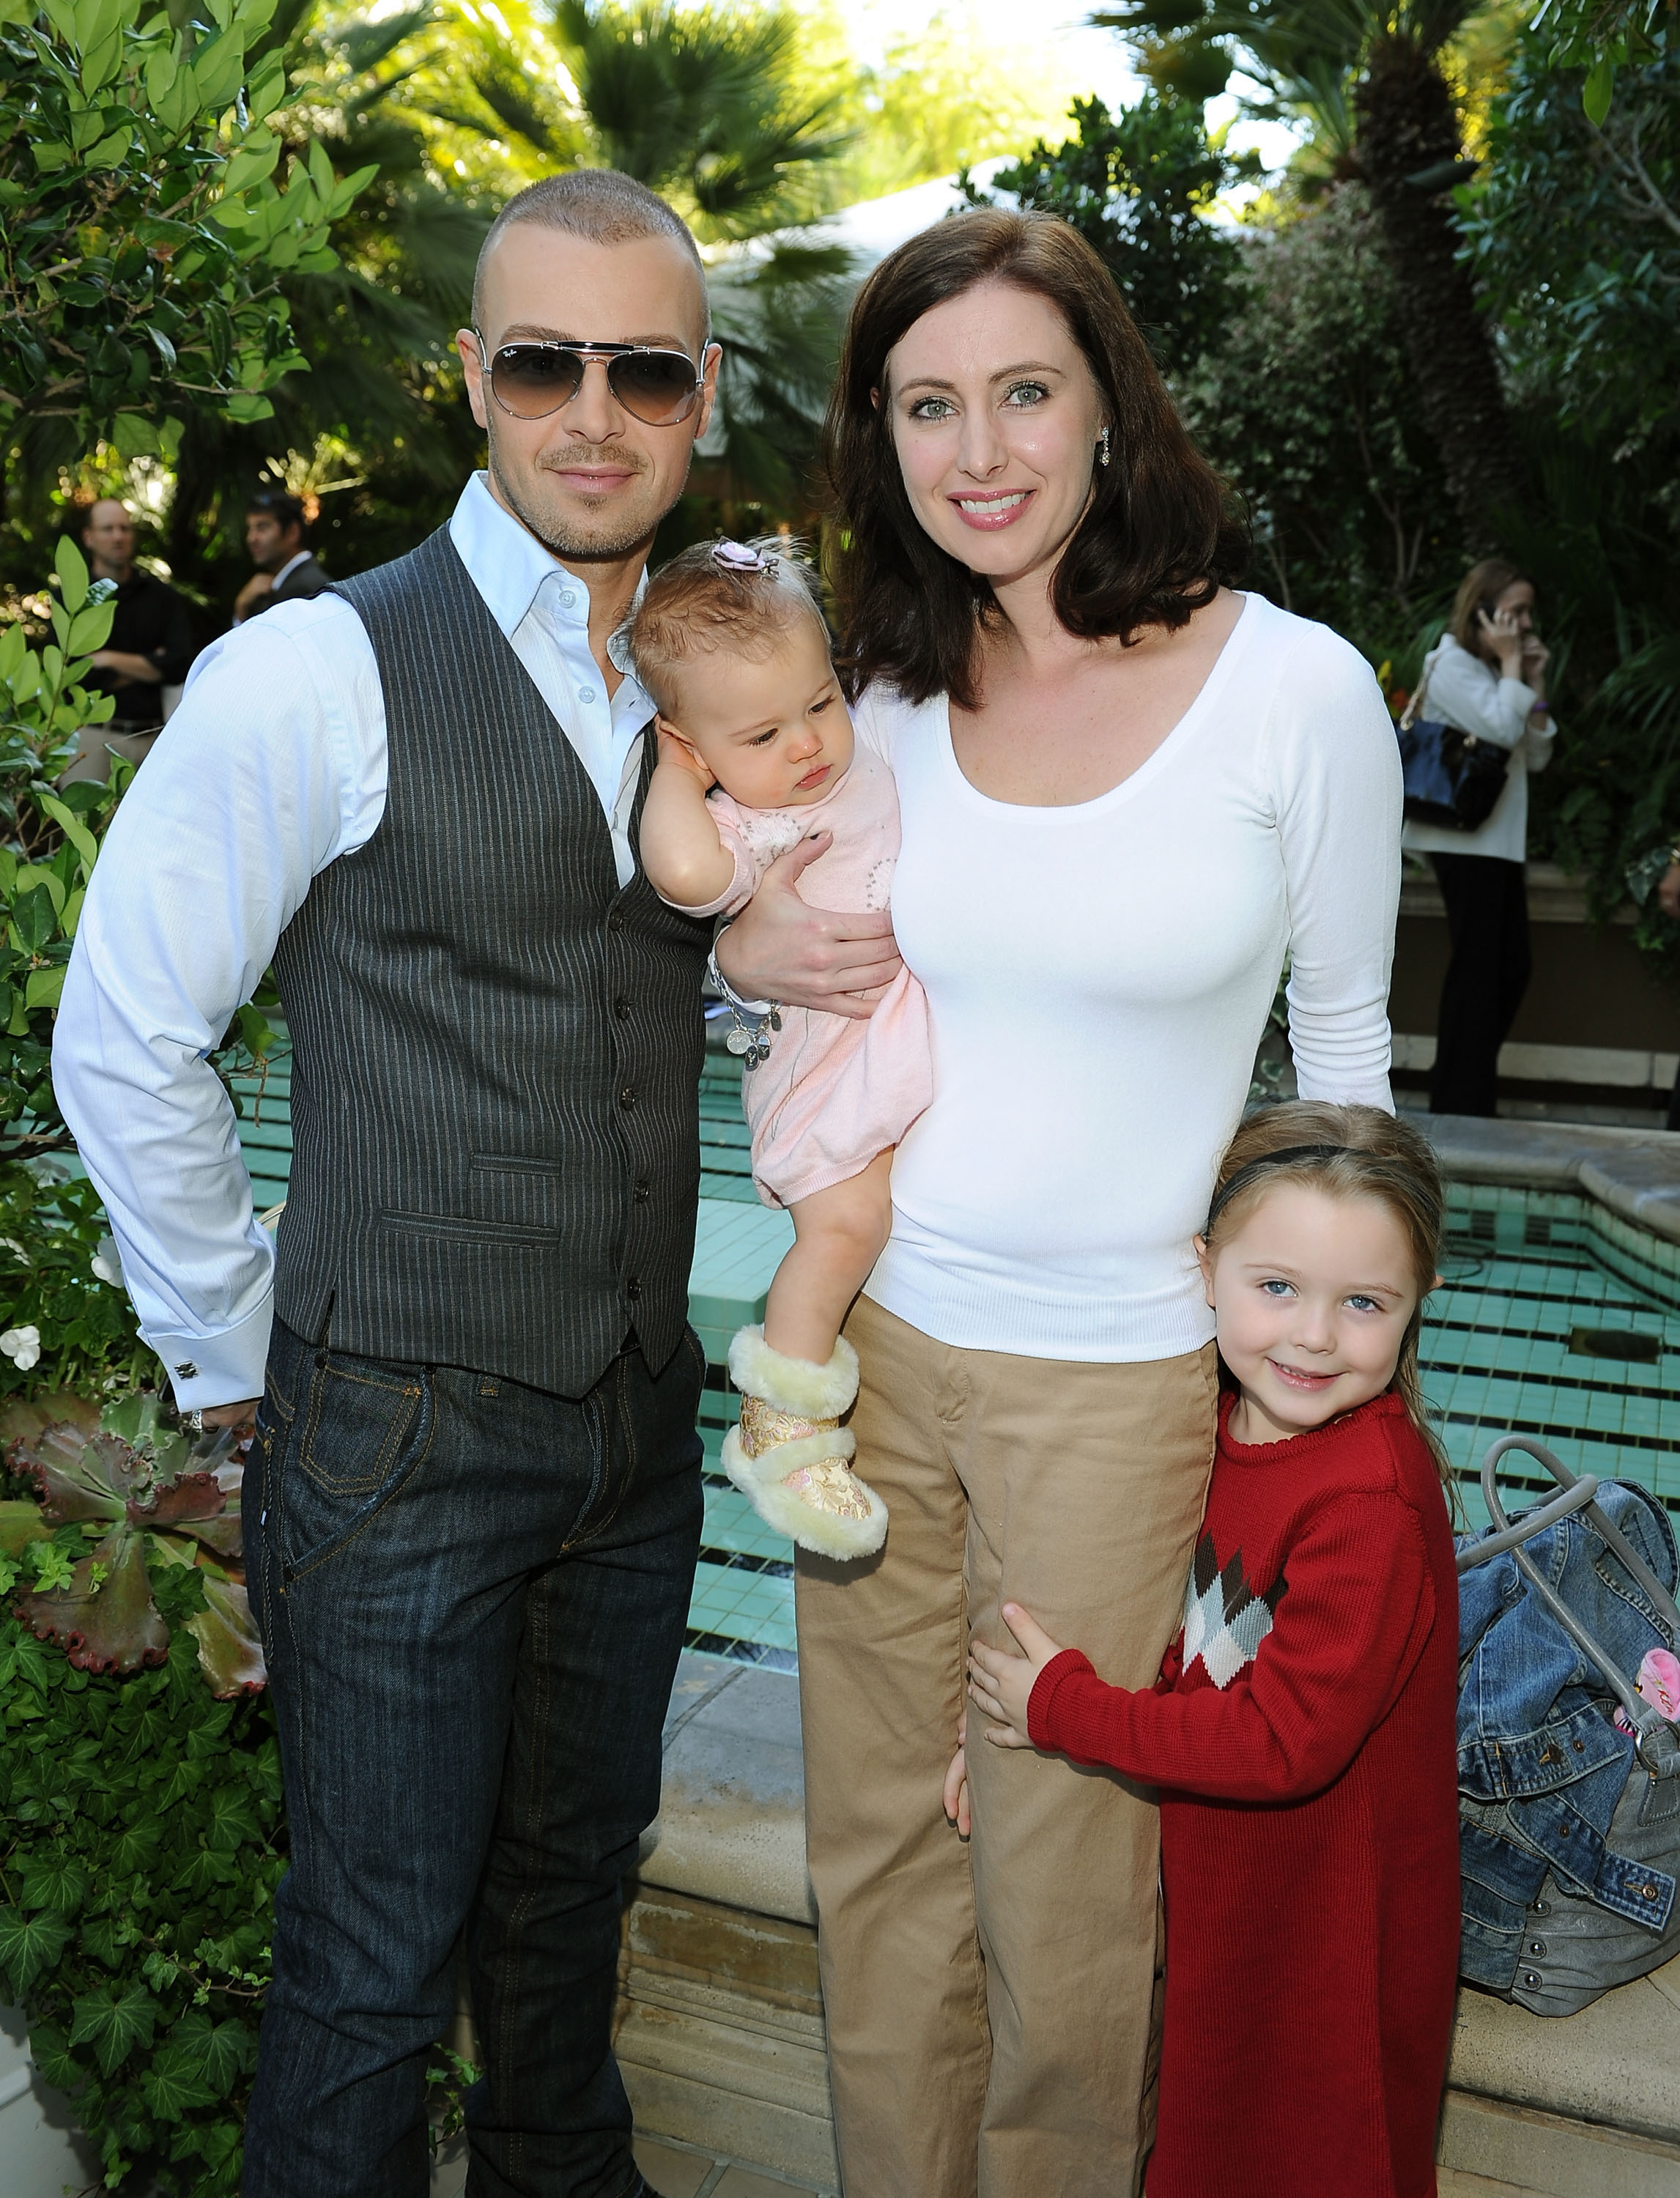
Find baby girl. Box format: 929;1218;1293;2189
632;539;931;1560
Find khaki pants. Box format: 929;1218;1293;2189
796;1295;1217;2198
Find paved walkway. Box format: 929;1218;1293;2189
635;2134;837;2196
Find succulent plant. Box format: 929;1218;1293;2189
1;1392;263;1697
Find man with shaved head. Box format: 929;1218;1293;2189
59;171;757;2198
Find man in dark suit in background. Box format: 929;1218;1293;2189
232;490;330;622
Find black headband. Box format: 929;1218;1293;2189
1205;1144;1352;1234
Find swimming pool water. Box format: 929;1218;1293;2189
229;1054;1680;1668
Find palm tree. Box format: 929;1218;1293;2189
1094;0;1528;546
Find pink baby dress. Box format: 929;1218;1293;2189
667;744;932;1209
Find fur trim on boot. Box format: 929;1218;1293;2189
722;1325;887;1561
727;1325;859;1418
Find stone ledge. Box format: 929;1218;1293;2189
640;1654;815;1927
1418;1113;1680;1240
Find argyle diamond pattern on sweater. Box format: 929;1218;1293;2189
1180;1531;1289;1690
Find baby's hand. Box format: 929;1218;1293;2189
941;1714;970;1837
656;720;715;790
968;1602;1067;1749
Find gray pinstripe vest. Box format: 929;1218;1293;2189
268;526;711;1395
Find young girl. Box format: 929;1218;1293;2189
958;1101;1461;2197
633;539;930;1560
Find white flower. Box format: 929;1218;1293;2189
91;1235;123;1287
1;1325;41;1370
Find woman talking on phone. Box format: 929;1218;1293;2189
1405;558;1556;1116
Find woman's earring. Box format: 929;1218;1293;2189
1097;426;1112;469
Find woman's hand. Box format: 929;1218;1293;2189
1476;606;1527;680
714;838;903;1019
1659;861;1680;922
941;1714;971;1836
967;1603;1067;1749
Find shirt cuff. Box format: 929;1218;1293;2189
1026;1646;1097;1750
144;1288;275;1410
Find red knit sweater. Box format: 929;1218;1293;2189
1028;1389;1460;2198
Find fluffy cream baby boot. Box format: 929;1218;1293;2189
721;1325;888;1561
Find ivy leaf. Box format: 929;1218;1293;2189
0;1906;74;1994
18;1849;90;1914
26;2020;81;2092
69;1979;160;2076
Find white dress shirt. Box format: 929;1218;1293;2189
1401;633;1556;865
54;474;654;1409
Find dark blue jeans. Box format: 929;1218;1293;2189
241;1318;704;2198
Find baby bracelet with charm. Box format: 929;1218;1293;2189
708;923;782;1071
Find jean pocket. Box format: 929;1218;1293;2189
300;1354;424;1496
281;1355;434;1579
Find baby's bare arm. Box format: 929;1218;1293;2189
641;729;738;908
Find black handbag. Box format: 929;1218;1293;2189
1396;659;1510;832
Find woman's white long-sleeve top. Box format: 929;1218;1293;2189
854;591;1402;1365
1400;633;1556;865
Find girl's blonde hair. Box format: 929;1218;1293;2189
1204;1101;1450;1487
628;536;826;710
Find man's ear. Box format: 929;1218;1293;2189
457;328;491;432
1194;1234;1215;1310
694;341;723;442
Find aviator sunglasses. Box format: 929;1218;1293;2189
475;334;703;427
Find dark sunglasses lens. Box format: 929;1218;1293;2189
608;351;697;423
492;346;584;416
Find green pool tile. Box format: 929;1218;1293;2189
688;1200;795;1362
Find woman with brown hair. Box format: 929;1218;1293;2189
714;207;1402;2196
1403;559;1556;1116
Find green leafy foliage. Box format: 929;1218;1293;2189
961;94;1259;376
1531;0;1672;118
1457;34;1680;449
0;1609;282;2194
0;0;376;465
1179;181;1459;644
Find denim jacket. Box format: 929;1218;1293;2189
1455;1481;1680;1995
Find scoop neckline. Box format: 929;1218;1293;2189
937;590;1259;819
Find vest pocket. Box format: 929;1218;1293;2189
380;1209;561;1247
301;1356;423;1496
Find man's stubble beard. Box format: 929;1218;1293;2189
485;418;689;566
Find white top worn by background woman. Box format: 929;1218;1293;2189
1400;632;1557;865
856;588;1401;1364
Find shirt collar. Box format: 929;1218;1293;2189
271;550;312;591
448;471;645;656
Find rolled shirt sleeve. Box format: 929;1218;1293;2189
53;598;385;1408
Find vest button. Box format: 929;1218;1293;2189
625;1276;641;1300
633;1182;651;1205
615;996;632;1021
619;1085;637;1110
608;911;623;933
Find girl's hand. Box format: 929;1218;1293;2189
967;1602;1067;1749
942;1715;971;1836
656;719;715;790
1476;606;1525;678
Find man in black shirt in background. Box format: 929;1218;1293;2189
79;498;197;736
